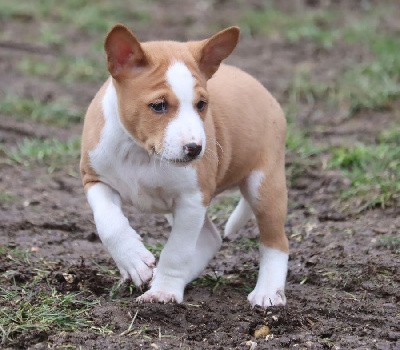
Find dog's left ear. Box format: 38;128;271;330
192;27;240;79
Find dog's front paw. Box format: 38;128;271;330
109;239;156;287
248;288;286;308
136;290;181;304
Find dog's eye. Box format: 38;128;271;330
149;100;168;113
196;100;207;112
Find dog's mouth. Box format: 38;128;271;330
171;157;193;164
152;152;196;165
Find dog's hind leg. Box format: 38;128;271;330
241;167;289;308
224;197;253;238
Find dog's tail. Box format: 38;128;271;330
224;197;253;237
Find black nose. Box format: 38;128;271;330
183;143;202;158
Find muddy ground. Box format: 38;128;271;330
0;0;399;349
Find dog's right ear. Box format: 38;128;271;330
104;24;148;79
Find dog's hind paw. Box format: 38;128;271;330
248;288;286;308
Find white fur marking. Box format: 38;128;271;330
246;170;265;205
248;246;288;308
166;61;194;103
163;61;206;161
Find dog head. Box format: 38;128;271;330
104;24;239;164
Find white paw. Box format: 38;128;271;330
136;289;181;304
248;288;286;308
108;237;156;287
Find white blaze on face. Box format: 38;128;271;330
163;61;206;161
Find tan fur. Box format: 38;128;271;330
80;26;288;253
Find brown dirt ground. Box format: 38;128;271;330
1;0;399;349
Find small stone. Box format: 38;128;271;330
253;325;270;338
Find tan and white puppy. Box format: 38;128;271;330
80;24;289;308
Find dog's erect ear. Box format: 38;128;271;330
193;27;240;79
104;24;148;79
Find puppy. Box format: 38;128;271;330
80;24;288;307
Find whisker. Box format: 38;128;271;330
207;137;224;155
215;140;224;154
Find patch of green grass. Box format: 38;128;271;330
287;40;400;115
109;280;137;300
339;35;400;113
241;7;338;48
284;117;396;213
192;270;257;294
144;243;164;258
287;69;330;106
0;0;150;35
0;246;98;345
376;235;400;254
0;96;82;127
285;12;339;49
339;59;400;113
39;24;64;47
238;237;259;251
5;137;81;171
242;3;396;49
0;246;30;264
0;288;98;343
192;273;240;293
45;1;150;35
285;124;322;185
286;124;321;157
18;56;107;85
0;2;35;20
0;192;16;204
255;4;399;114
328;128;400;210
341;14;379;45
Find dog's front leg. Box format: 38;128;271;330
137;193;206;303
87;182;155;287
